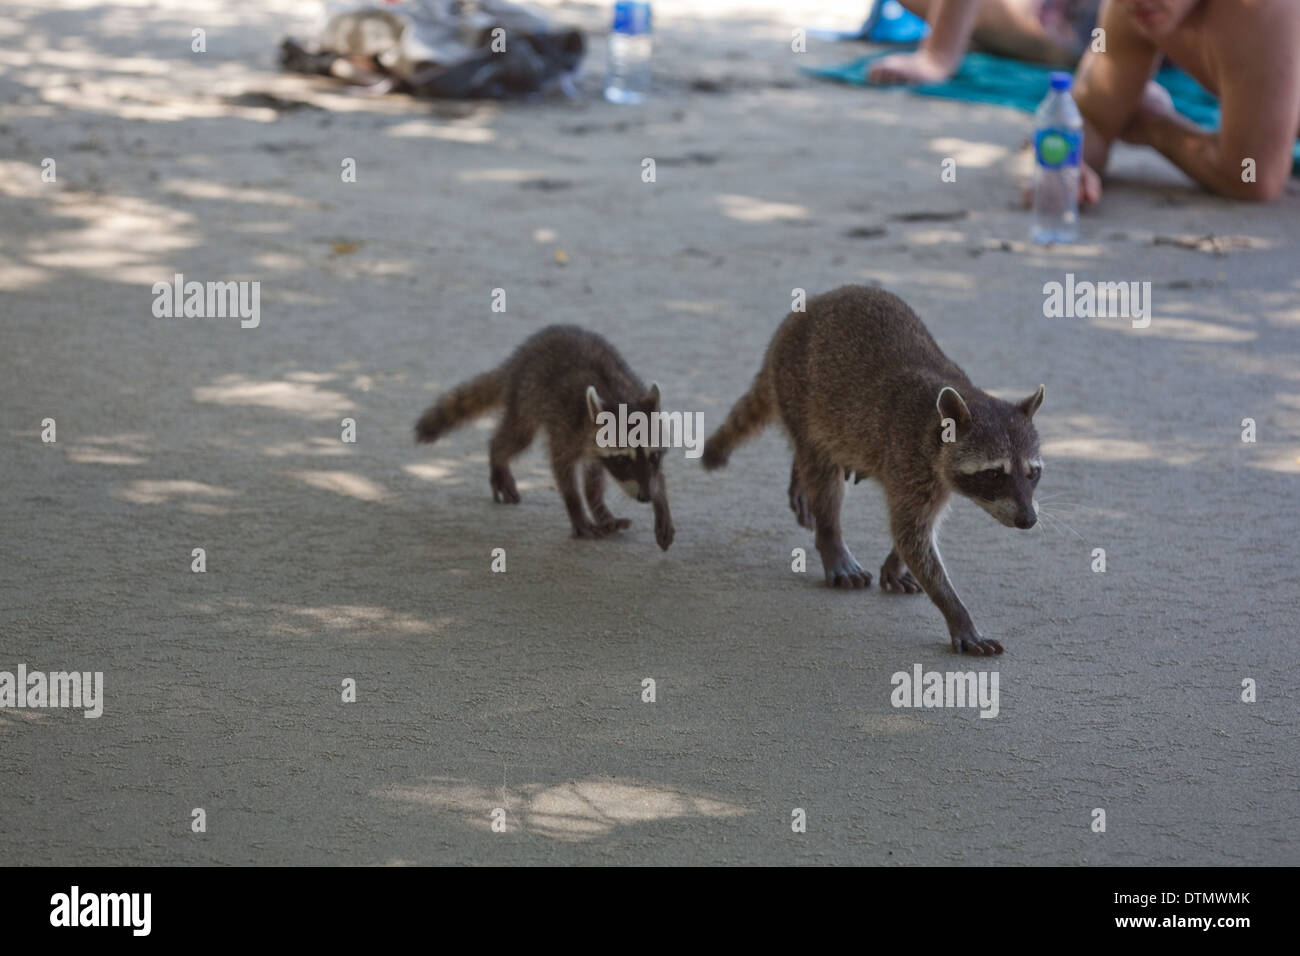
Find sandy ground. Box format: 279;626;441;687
1;0;1297;865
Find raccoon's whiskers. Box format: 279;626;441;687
1037;498;1085;510
1038;507;1085;542
1035;494;1084;510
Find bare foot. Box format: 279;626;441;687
867;49;956;86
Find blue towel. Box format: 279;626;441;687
804;50;1300;173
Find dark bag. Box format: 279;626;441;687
281;0;584;99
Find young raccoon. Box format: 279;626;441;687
702;285;1044;655
415;325;674;551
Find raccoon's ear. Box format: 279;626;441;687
936;386;972;429
644;382;660;412
586;386;605;422
1019;384;1045;420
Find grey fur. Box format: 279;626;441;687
416;325;674;551
703;285;1045;654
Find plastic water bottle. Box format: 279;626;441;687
604;2;652;104
1031;72;1083;244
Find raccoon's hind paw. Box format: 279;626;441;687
822;548;872;589
490;466;521;504
950;628;1004;656
879;566;921;594
879;553;922;594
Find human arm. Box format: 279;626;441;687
1071;0;1160;176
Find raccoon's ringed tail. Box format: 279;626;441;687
702;371;774;470
414;367;505;444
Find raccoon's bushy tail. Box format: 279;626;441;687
414;368;505;444
702;368;775;470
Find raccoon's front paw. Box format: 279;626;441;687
950;626;1004;656
655;516;675;551
490;466;520;504
822;549;872;589
879;554;922;594
652;499;674;551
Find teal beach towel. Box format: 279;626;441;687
804;51;1300;173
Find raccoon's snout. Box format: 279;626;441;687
1016;495;1040;529
636;491;651;503
972;495;1026;529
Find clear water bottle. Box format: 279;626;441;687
1031;71;1083;244
604;2;652;104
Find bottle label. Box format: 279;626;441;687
613;1;652;36
1035;128;1081;169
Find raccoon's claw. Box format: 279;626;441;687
879;558;922;594
880;569;921;593
490;466;520;504
572;520;606;539
951;629;1004;656
827;569;872;589
588;503;630;534
823;550;872;589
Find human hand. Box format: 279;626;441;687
1079;160;1101;207
1020;159;1102;209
